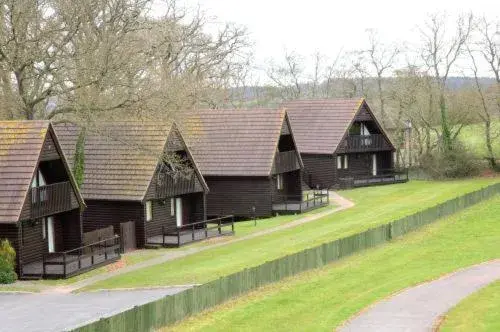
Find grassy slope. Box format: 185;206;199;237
440;280;500;332
458;121;500;158
165;195;500;332
84;178;497;291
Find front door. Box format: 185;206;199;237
175;198;183;227
372;154;377;176
47;216;55;253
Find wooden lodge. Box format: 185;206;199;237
0;121;119;279
55;122;222;249
180;109;327;218
282;99;408;189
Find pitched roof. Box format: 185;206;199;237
179;109;288;177
281;98;365;155
55;121;207;202
0;121;84;224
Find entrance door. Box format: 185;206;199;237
372;154;377;176
47;216;55;253
175;198;183;227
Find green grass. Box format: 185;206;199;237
440;280;500;332
458;121;500;158
163;195;500;332
84;178;498;291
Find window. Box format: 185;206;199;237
344;155;348;169
145;201;153;221
170;198;175;216
276;174;284;190
337;155;342;169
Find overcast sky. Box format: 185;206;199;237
154;0;499;79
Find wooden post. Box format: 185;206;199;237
90;244;94;265
231;216;235;233
104;240;108;260
78;249;81;270
205;222;208;238
192;224;195;241
42;254;46;278
218;218;222;235
63;253;67;278
177;228;180;247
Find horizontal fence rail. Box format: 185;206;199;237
155;171;201;199
43;235;121;279
339;168;409;189
273;189;329;213
159;215;235;247
72;183;500;332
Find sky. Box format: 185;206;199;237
153;0;500;79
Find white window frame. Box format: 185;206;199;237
276;174;284;190
170;198;175;216
145;201;153;221
343;155;348;169
337;155;343;169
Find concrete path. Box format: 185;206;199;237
57;191;354;292
0;287;190;332
340;259;500;332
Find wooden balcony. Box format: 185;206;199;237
339;169;409;189
155;171;201;199
273;150;301;174
30;181;73;219
340;134;391;152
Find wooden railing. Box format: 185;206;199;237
274;150;300;174
339;168;409;188
31;181;72;219
42;235;121;279
273;189;330;213
343;134;389;152
155;171;200;199
161;215;235;247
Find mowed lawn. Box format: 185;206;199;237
164;195;500;332
84;178;497;291
440;280;500;332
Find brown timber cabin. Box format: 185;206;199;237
0;121;105;279
55;122;210;249
180;109;325;218
282;98;408;189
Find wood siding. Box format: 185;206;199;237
39;131;60;161
205;176;273;218
335;151;394;179
301;154;336;189
145;199;174;238
82;200;146;248
271;170;302;203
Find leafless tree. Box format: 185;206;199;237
266;50;304;100
418;12;473;151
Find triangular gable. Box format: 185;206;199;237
270;111;304;174
19;124;84;222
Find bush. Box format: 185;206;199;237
0;239;17;284
420;142;481;179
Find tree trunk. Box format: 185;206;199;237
377;76;385;128
484;119;498;170
439;92;452;151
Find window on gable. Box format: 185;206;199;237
344;155;348;169
337;155;343;169
170;198;175;216
146;201;153;221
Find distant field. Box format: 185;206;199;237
164;195;500;332
84;178;497;291
440;280;500;332
458;121;500;158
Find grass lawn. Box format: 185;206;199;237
440;280;500;332
163;195;500;332
83;178;498;291
458;121;500;158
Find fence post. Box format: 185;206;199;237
90;244;94;265
218;218;222;235
63;253;67;278
192;224;195;241
42;254;46;277
231;216;235;233
177;228;180;247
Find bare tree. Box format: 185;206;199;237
365;29;400;128
418;12;473;151
266;51;304;100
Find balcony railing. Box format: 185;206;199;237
339;168;409;188
342;134;390;152
41;235;121;279
274;150;301;174
148;215;235;248
272;189;330;213
30;181;73;219
155;171;200;199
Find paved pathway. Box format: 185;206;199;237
0;287;190;332
58;191;354;292
340;259;500;332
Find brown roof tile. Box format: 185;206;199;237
179;109;287;177
281;98;364;154
55;122;207;201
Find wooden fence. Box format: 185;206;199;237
72;183;500;332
